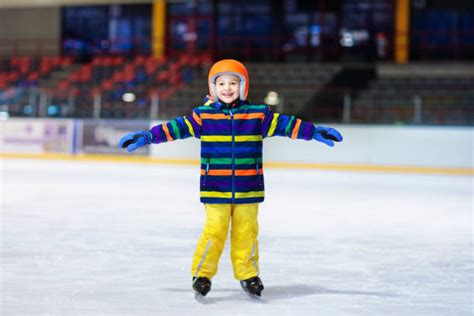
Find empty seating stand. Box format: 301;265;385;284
0;54;209;119
168;62;340;119
0;56;74;116
3;57;470;126
352;64;474;125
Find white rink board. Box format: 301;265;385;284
0;118;75;154
2;158;472;315
0;118;471;168
149;121;473;168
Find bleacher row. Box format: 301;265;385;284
0;56;472;125
167;63;341;118
0;56;73;88
0;54;212;118
353;76;474;125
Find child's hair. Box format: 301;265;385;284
208;59;249;101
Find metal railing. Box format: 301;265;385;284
1;87;472;126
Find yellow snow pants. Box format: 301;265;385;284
191;203;259;281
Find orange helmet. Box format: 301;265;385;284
208;59;249;101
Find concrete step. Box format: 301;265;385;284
38;64;82;88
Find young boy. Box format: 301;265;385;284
118;59;342;299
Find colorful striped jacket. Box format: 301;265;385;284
149;99;316;204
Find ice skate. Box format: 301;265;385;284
240;276;264;300
193;277;211;302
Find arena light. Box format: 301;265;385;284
340;32;354;47
122;92;136;103
0;111;9;121
23;105;33;115
47;105;59;116
264;91;280;106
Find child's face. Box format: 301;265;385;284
215;74;240;104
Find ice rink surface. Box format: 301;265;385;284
1;158;472;315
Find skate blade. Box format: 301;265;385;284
246;292;264;303
194;291;208;304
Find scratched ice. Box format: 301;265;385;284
1;159;472;315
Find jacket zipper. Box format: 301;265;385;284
230;109;235;203
256;158;262;186
203;157;210;186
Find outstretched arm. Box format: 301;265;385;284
261;106;343;146
118;109;203;152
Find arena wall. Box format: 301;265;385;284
2;118;471;173
149;122;473;170
0;7;60;56
0;0;151;8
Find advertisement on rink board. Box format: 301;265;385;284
79;120;150;155
0;119;74;154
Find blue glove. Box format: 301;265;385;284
313;126;343;147
118;131;152;152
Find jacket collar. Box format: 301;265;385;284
209;99;248;111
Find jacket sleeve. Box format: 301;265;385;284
261;106;315;140
149;108;203;144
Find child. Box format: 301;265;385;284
118;59;342;299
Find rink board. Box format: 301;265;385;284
0;118;472;173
